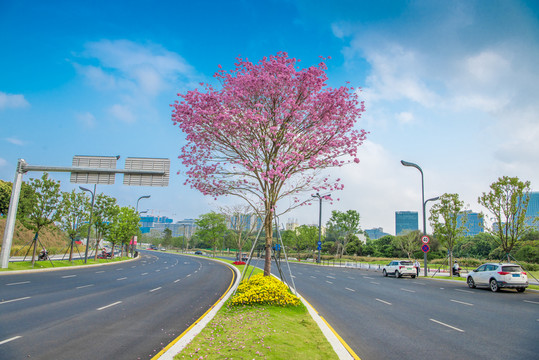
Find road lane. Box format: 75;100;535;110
270;261;539;360
0;251;234;360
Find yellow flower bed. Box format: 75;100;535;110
229;273;300;307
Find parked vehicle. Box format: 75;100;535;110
467;263;528;292
194;250;203;255
382;260;417;278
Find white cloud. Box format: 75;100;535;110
76;112;97;128
5;137;25;146
0;91;29;109
396;111;414;125
0;158;7;167
109;104;135;123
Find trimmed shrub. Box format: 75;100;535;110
229;274;300;307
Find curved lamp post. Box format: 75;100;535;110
400;160;429;276
311;192;330;264
79;185;96;264
133;195;151;256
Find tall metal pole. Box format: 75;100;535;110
401;160;427;277
0;159;26;268
80;185;96;264
311;192;330;264
134;195;150;256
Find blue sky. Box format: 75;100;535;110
1;0;538;235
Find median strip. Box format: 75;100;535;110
430;318;464;332
0;336;22;345
97;301;122;311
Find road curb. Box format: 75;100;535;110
153;257;241;360
0;254;140;275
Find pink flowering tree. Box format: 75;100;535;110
172;52;367;276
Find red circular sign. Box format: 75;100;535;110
421;236;430;244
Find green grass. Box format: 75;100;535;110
175;304;338;360
0;257;132;271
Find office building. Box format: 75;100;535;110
526;192;539;230
457;211;484;237
365;227;391;240
395;211;418;235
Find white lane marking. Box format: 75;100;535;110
61;275;77;278
412;282;426;285
174;279;181;283
95;271;105;273
131;266;136;268
455;289;474;294
0;336;22;345
370;281;380;285
150;287;162;292
450;299;474;306
97;301;122;311
187;274;191;277
524;300;539;305
116;268;123;270
326;281;333;284
376;298;392;305
400;288;416;293
0;297;30;305
141;272;148;276
6;281;30;286
363;276;374;279
310;276;316;279
327;276;336;279
347;277;355;280
291;275;296;278
345;288;356;292
430;318;465;332
76;284;94;289
117;277;127;281
155;269;160;272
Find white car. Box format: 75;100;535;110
382;260;417;278
466;263;528;292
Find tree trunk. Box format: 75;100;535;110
263;212;273;276
31;232;38;267
69;237;74;262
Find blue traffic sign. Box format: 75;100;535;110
317;241;322;250
421;244;430;253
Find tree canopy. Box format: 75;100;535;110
172;52;366;275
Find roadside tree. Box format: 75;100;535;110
392;230;421;260
108;206;140;257
24;173;63;265
92;193;118;260
195;212;227;256
172;52;367;275
296;225;319;260
59;190;90;261
429;193;467;276
326;210;361;258
478;176;533;262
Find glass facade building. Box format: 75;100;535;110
457;211;484;237
365;227;391;240
526;192;539;230
395;211;418;235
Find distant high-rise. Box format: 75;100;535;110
395;211;418;235
457;211;484;237
526;192;539;230
365;227;390;240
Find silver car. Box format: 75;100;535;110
382;260;417;278
466;263;528;292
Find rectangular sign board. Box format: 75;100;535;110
123;157;170;187
70;155;117;184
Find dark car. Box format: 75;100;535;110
194;250;203;255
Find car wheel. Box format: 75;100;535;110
383;269;387;277
516;288;525;293
395;270;401;278
411;275;416;278
489;278;499;292
467;277;476;289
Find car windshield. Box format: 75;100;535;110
502;266;522;272
400;261;413;265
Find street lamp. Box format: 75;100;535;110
79;185;96;264
312;192;330;264
134;195;151;257
400;160;429;277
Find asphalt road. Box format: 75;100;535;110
267;259;539;360
0;251;234;360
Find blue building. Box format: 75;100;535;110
395;211;418;235
140;216;173;234
526;192;539;230
457;211;484;237
365;227;391;240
